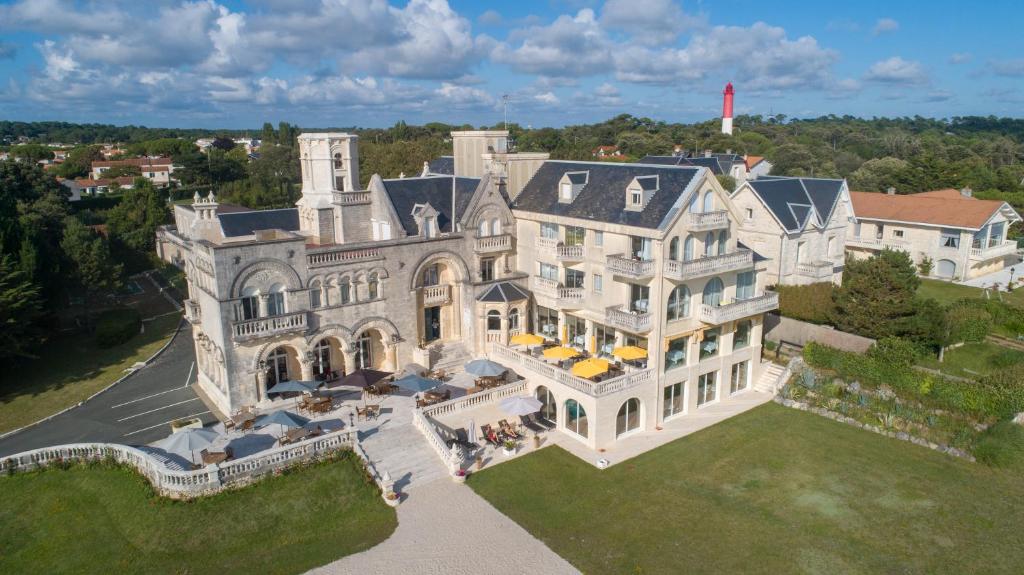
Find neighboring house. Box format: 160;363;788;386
730;176;850;286
91;157;176;185
744;155;772;179
847;188;1022;281
72;176;136;195
60;179;83;202
592;145;621;158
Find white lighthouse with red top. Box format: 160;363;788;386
721;82;734;135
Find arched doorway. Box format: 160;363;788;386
312;337;346;382
354;329;385;370
264;345;300;396
616;398;641;437
535;386;557;423
936;259;956;279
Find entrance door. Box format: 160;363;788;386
937;259;957;279
424;306;442;342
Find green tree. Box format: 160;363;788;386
56;145;105;179
100;165;141;179
60;217;122;318
9;144;54;164
831;250;921;339
106;179;169;253
848;157;912;192
0;256;46;365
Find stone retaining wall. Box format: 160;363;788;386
764;313;875;353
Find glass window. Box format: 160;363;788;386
702;277;724;307
827;236;836;256
734;320;752;349
267;285;285;316
700;328;720;360
368;273;379;299
355;332;373;369
667;285;690;320
487;310;501;331
594;323;615;356
631;190;642;206
745;208;753;220
697;371;717;405
339;279;351;305
509;308;520;330
536;386;557;422
736;271;755;301
796;241;805;263
616;398;641;437
717;230;728;255
537;306;559;338
266;347;290;389
593;274;603;294
481;258;495;282
630;283;650;313
313;339;331;378
702;191;714;212
491;218;501;236
665;336;688;371
565;268;585;289
594;230;603;246
565;399;588;437
683;236;695;261
631;236;653;260
478;220;490;237
688;193;699;213
854;222;862;237
669;237;680;261
941;229;960;249
310;281;322;309
540;222;559;239
539;263;558;282
566;314;586;348
990;222;1005;247
423;264;440;286
704;232;715;257
730;360;750;394
893;229;905;238
241;294;259;320
565;226;585;246
560;182;572;200
663;382;684;418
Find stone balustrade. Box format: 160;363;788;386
334;191;372;205
685;210;729;231
0;428;359;499
488;343;652;398
796;261;835;279
535;237;585;261
307;246;383;268
605;305;653;333
664;249;753;281
422;380;529;420
605;254;656;279
699;291;779;324
232;311;308;342
970;241;1018;259
474;234;513;254
531;276;584;307
846;236;910;251
422;284;452;306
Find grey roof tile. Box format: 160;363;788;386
476;281;530;302
219;208;300;237
382;175;480;235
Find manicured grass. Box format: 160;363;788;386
470;403;1024;574
0;454;397;574
0;315;181;434
918;341;1024;378
918;277;1024;308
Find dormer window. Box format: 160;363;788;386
558;171;589;204
625;175;659;212
412;202;442;238
560;182;573;201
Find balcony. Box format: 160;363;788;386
605;254;655;280
535;237;585;262
685;210;729;231
846;236;910;252
333;191;371;205
699;292;779;325
488;343;655;398
605;305;653;333
307;246;383;268
531;276;585;308
970;241;1018;260
796;261;836;281
232;311;308;342
422;284;452;306
184;299;201;324
664;249;753;281
474;234;513;254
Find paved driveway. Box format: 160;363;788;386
0;321;214;458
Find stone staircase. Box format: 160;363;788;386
754;361;787;394
430;340;472;373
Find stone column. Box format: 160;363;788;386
299;356;314;381
384;343;398;372
342;347;356;375
255;370;268;404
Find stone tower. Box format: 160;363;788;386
296;133;360;245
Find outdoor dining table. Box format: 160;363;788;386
231;411;256;426
201;450;230;465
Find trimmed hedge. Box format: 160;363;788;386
775;282;836;324
94;308;142;348
804;341;1024;420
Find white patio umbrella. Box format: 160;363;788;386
499;395;543;416
156;427;219;465
467;418;477;444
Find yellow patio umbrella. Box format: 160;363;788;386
612;346;648;360
571;357;610;379
510;333;545;346
543;346;581;360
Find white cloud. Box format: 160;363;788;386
922;90;953;102
864;57;928;85
948;52;972;64
600;0;703;46
434;82;496;108
872;18;899;35
492;9;610;76
478;9;502;26
534;91;560;105
989;58;1024;77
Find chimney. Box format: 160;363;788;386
960;187;973;198
704;149;712;158
886;187;896;195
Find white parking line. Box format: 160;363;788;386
184;360;195;387
122;410;211;437
109;361;195;409
116;397;200;422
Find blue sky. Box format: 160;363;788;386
0;0;1021;129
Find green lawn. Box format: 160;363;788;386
0;315;181;434
918;277;1024;308
918;341;1024;378
0;454;396;574
471;403;1024;575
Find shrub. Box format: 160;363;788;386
946;304;993;344
918;256;934;276
776;282;835;324
867;337;921;368
94;308;142;348
973;420;1024;467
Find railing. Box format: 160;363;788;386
846;236;910;251
422;380;529;420
606;254;655;278
796;261;835;279
685;210;729;231
485;331;503;343
488;343;652;398
474;234;513;254
232;311;307;342
699;291;779;324
184;299;201;324
422;284;451;306
307;247;383;268
605;305;653;333
334;191;371;205
0;429;358;499
412;409;458;471
531;276;584;307
970;242;1018;259
664;249;753;281
535;237;584;261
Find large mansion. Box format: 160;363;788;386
156;131;780;451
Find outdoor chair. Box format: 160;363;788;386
498;419;520;439
481;425;500;447
519;415;545;433
237;419;254;434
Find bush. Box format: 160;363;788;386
973;420;1024;467
868;337;921;368
94;308;142;348
776;282;836;324
946;304;993;344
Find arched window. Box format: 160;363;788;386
267;283;286;316
683;235;695;261
339;278;352;305
565;399;588;437
355;331;374;369
367;273;379;300
717;230;728;255
702;277;724;307
509;308;520;330
702;190;714;212
704;232;715;257
422;264;440;287
478;220;490;237
333;152;342;169
309;280;323;309
536;386;557;422
667;285;690;320
313;339;331;378
487;310;501;331
240;286;259;320
616;398;641;437
491;218;501;236
668;237;680;261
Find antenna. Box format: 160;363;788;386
502;94;510;130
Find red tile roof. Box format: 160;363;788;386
850;190;1015;229
744;155;765;170
92;157;173;169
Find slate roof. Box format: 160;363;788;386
476;281;530;302
638;155;687;166
426;156;455;176
745;177;845;233
219;208;300;237
381;175;480;235
513;161;702;229
637;155;726;174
